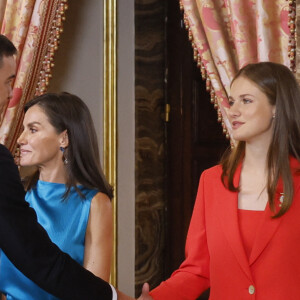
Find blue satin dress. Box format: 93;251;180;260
0;180;97;300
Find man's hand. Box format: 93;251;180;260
137;283;153;300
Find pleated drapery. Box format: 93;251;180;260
180;0;295;139
0;0;68;152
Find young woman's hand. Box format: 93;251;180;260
137;283;153;300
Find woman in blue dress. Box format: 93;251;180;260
0;92;114;300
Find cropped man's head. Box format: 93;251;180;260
0;35;17;113
0;34;17;66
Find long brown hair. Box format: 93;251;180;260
221;62;300;217
23;92;113;200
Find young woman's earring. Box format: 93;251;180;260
272;114;275;119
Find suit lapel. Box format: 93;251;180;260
249;156;300;265
218;163;253;282
249;192;282;265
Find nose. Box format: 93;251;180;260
17;130;26;145
228;101;241;118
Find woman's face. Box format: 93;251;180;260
228;76;276;144
18;105;66;168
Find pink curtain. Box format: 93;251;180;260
180;0;295;139
0;0;68;152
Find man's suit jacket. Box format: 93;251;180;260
151;157;300;300
0;144;111;300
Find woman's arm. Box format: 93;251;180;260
84;192;113;281
150;171;210;299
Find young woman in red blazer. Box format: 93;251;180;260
138;62;300;300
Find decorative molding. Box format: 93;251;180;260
103;0;117;286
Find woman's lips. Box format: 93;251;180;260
232;121;244;129
19;149;31;156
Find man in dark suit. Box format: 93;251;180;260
0;34;133;300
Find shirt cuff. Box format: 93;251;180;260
110;284;118;300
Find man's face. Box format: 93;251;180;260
0;55;16;114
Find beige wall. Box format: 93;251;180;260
49;0;104;144
49;1;135;296
117;0;135;296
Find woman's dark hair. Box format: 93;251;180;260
24;92;113;200
221;62;300;217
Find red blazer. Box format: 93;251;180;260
151;157;300;300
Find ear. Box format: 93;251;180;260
272;105;276;116
59;130;69;148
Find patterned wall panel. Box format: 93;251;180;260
135;0;166;296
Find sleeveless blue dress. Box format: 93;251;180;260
0;180;97;300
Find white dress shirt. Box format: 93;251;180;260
110;284;117;300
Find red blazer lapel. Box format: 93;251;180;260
249;198;282;265
218;163;253;282
249;156;300;265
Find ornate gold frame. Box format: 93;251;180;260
103;0;117;286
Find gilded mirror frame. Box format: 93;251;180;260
103;0;117;286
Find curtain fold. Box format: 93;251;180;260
0;0;68;152
180;0;295;139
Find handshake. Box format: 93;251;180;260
119;283;153;300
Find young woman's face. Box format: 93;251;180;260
17;105;66;168
228;76;276;144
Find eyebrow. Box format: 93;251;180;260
239;93;254;97
229;93;254;100
26;121;42;127
7;74;16;81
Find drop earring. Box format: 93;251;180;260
60;146;68;164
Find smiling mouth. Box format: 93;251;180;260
20;150;31;156
232;121;244;129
